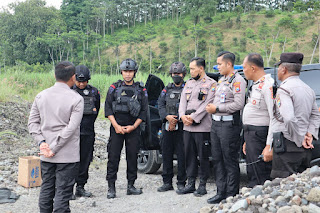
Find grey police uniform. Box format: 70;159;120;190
270;76;320;178
179;74;216;181
242;74;273;187
211;71;246;197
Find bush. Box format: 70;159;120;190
240;38;247;52
245;28;256;39
226;17;233;28
265;10;275;18
159;42;169;54
233;37;238;46
204;17;213;23
198;39;207;53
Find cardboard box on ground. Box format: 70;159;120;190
18;156;41;188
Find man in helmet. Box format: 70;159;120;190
105;58;148;199
157;62;187;193
73;65;100;197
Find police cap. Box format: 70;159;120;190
275;52;304;66
75;65;91;82
169;62;187;74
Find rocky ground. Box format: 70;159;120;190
0;99;320;213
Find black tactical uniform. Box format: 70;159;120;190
73;65;100;197
73;85;100;184
158;82;187;191
105;79;148;196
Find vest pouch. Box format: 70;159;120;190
112;101;129;114
128;97;141;117
273;132;286;153
83;96;96;115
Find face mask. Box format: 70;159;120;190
192;74;200;81
172;75;183;85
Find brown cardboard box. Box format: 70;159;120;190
18;156;42;188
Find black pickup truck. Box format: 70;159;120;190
137;64;320;174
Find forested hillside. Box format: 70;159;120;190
1;0;320;74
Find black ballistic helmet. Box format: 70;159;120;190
120;58;138;73
169;62;187;75
75;65;91;82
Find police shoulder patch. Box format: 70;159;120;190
143;88;148;97
276;95;281;108
108;84;116;94
211;83;216;92
269;87;273;99
233;82;241;92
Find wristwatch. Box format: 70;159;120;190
39;140;46;146
216;106;220;113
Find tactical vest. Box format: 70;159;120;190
73;85;97;115
165;83;183;116
112;81;142;117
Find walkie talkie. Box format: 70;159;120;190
272;66;278;99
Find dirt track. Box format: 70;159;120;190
0;105;248;213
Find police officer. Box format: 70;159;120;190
206;51;246;204
178;57;216;197
242;53;273;187
73;65;100;197
271;53;320;178
157;62;187;193
105;58;148;199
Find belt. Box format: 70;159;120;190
243;125;268;131
212;115;233;121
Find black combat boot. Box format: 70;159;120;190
157;183;174;192
127;181;143;195
176;183;185;194
75;185;92;197
176;178;196;195
107;182;116;199
193;178;207;197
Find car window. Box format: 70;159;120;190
300;70;320;106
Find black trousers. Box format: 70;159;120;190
76;134;95;186
39;161;79;213
271;138;312;179
161;126;186;186
243;125;272;188
211;121;240;196
183;131;210;180
106;126;139;184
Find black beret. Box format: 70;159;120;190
275;52;304;66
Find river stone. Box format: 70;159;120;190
284;190;294;199
275;195;285;204
291;205;302;213
308;203;320;213
310;165;320;177
230;199;248;212
270;178;282;186
277;206;293;213
307;187;320;202
199;206;212;213
291;195;301;206
250;186;263;197
270;190;281;198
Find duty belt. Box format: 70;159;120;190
212;115;233;121
243;125;268;132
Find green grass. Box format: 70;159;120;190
0;70;178;118
0;71;173;101
0;66;193;122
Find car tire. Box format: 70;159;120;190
137;150;161;174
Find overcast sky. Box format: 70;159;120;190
0;0;62;10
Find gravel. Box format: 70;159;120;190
2;100;319;213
